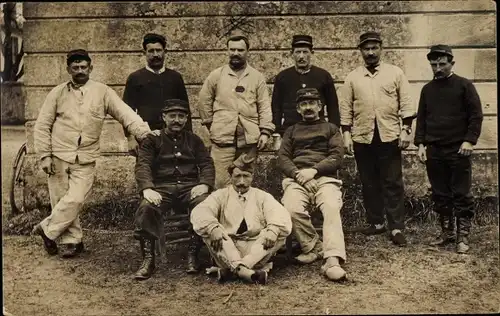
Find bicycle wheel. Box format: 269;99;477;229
9;142;27;215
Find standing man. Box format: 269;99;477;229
190;149;292;285
133;99;215;279
415;45;483;253
198;34;275;189
33;49;151;258
278;88;347;281
123;33;191;154
339;32;416;246
271;35;340;136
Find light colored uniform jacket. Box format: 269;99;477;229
190;186;292;241
34;79;151;164
198;64;275;145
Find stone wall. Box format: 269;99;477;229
21;1;497;209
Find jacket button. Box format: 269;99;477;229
177;180;181;184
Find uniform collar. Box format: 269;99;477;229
146;64;166;74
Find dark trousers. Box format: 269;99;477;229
425;145;474;219
134;182;209;242
353;129;406;230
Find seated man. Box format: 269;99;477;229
190;149;292;285
278;88;347;281
133;99;215;280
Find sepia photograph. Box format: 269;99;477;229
1;1;498;315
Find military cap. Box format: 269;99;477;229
358;31;382;47
426;44;454;60
292;35;313;48
162;99;190;113
296;88;321;103
228;147;258;175
66;49;91;66
142;33;167;49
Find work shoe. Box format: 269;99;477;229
456;217;471;254
32;224;58;256
456;239;470;254
251;270;268;285
295;241;322;264
321;257;347;281
185;252;200;274
134;239;156;280
60;242;84;258
430;215;456;246
360;224;387;236
390;231;407;246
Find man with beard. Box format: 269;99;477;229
271;35;340;137
123;33;191;155
198;34;275;189
190;148;292;285
278;88;347;281
133;99;215;279
339;32;416;246
32;49;151;258
415;45;483;253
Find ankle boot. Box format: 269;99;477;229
134;239;156;280
186;234;202;274
456;217;471;253
430;215;456;246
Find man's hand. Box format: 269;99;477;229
304;179;319;194
343;131;354;155
127;137;138;156
399;128;412;149
296;168;318;185
262;230;278;250
148;129;161;137
210;227;227;252
417;144;427;163
143;188;162;207
257;133;269;150
191;184;209;200
458;141;474;156
41;157;55;175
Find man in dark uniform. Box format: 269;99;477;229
133;99;215;280
123;33;192;154
415;45;483;253
271;35;340;137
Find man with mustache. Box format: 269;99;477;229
133;99;215;279
414;45;483;253
271;35;340;137
199;34;275;189
32;49;151;258
123;33;191;156
339;32;416;246
190;148;292;285
278;88;347;281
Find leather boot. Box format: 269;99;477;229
456;217;471;254
134;239;156;280
186;234;202;274
430;215;456;246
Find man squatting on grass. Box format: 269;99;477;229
414;44;483;254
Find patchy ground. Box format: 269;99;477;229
3;223;499;316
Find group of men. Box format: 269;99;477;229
32;29;483;285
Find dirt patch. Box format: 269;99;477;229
3;223;499;315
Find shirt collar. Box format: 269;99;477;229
363;62;382;77
433;71;454;80
227;63;250;78
67;79;90;92
230;185;251;199
146;64;166;74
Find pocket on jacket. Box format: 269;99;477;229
381;83;397;95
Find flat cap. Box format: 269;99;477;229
142;33;167;49
66;49;91;65
228;147;258;175
296;88;321;103
427;44;453;60
292;35;313;48
162;99;190;113
358;31;382;47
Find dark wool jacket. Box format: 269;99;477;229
278;119;345;178
135;129;215;192
414;74;483;148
